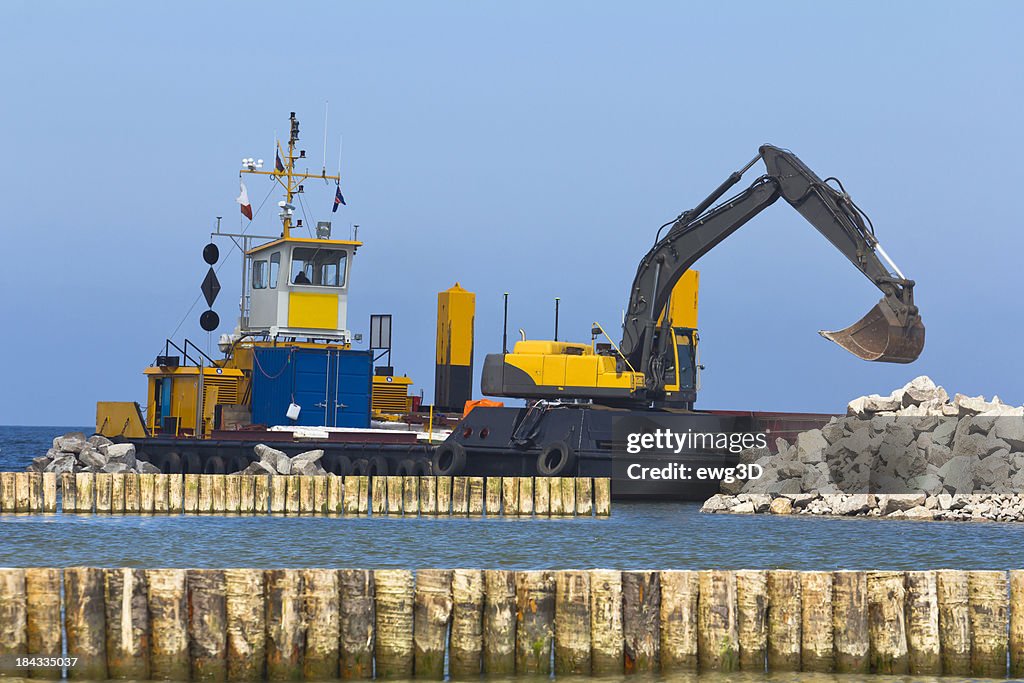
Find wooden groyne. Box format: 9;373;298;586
0;472;611;517
1;568;1023;679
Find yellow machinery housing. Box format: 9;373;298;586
372;374;414;418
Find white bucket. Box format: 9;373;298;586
286;403;301;420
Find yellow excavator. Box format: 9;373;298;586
481;144;925;409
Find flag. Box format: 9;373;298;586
275;149;285;173
236;181;253;220
333;183;346;212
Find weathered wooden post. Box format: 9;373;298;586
589;569;624;674
326;475;343;514
534;477;550;516
302;569;340;680
968;570;1008;677
41;472;57;513
554;570;591;674
76;472;95;513
832;570;869;674
501;478;519;517
414;569;453;678
139;472;156;512
95;472;112;512
0;568;27;676
313;476;328;514
124;472;140;513
271;476;289;514
254;475;270;513
338;569;374;679
468;477;484;515
224;568;266;681
517;477;533;516
197;475;214;514
801;570;834;672
60;472;75;512
698;569;738;672
265;569;304;680
110;472;126;513
560;477;576;515
343;476;361;515
867;571;908;674
374;569;414;678
576;478;593;515
188;569;227;681
452;476;469;515
623;571;660;672
64;566;107;679
402;476;419;516
25;568;61;680
146;568;190;680
285;476;301;514
437;476;452;515
185;474;201;513
386;476;403;516
14;472;30;512
298;476;314;513
766;569;800;671
482;570;517;674
594;478;611;516
936;569;971;675
735;569;767;672
371;476;386;514
225;475;241;514
154;473;170;513
1011;570;1024;678
515;571;555;675
104;568;151;679
238;475;255;514
450;569;484;678
905;570;941;675
483;477;500;516
420;476;437;515
0;471;15;512
28;472;42;512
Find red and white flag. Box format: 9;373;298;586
236;181;253;220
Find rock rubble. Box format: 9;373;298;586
27;432;160;474
232;444;330;476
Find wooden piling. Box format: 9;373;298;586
146;568;190;680
501;477;518;516
253;475;269;513
414;569;453;678
534;477;550;516
437;476;452;515
832;571;869;674
285;476;300;514
60;472;74;512
25;568;62;680
64;566;107;679
450;569;484;678
735;569;767;672
265;569;304;680
594;477;611;516
484;477;500;516
343;476;360;514
225;475;241;514
184;474;200;513
1012;570;1024;678
188;569;227;681
374;569;414;678
560;477;576;515
589;569;624;674
452;476;469;515
905;570;941;675
518;477;533;516
75;472;95;513
124;472;140;513
386;476;403;516
866;571;908;674
270;476;287;514
224;568;265;682
169;474;185;513
104;567;150;679
298;476;314;513
402;476;419;516
0;471;15;512
154;473;170;512
197;474;214;513
698;569;738;672
326;475;342;514
515;570;555;675
0;569;27;676
302;569;340;680
140;472;155;512
371;476;386;514
214;474;228;512
936;569;971;675
14;472;30;512
482;570;517;674
554;570;591;675
313;476;327;514
338;569;374;679
801;571;834;672
766;570;800;671
576;477;593;515
420;476;437;515
110;472;125;513
95;472;112;512
239;475;255;514
357;476;369;514
468;477;484;515
623;571;660;672
28;472;42;512
968;570;1008;677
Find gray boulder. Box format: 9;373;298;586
79;448;108;468
291;449;325;467
53;432;87;454
87;435;113;448
254;444;291;475
44;455;76;474
28;455;51;472
291;460;322;476
896;376;949;407
938;455;975;494
101;462;131;473
992;417;1024;451
241;460;276;475
138;461;161;474
104;443;137;468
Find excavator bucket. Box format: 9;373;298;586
820;296;925;364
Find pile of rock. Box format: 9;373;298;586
704;376;1024;521
232;444;330;476
27;432;159;474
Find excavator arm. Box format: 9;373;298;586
620;144;925;392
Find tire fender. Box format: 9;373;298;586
536;440;577;476
431;441;467;477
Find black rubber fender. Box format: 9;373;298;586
536;440;577;476
203;455;227;474
351;458;370;476
163;452;183;474
395;459;416;476
412;459;432;476
366;454;389;476
431;441;466;477
325;455;352;477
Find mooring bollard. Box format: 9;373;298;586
303;569;340;680
104;567;150;679
515;571;555;675
1011;570;1024;678
224;568;265;682
698;569;738;672
452;476;469;515
483;477;500;516
800;570;834;672
517;477;533;516
554;570;591;675
501;478;518;517
867;571;908;674
402;476;419;516
449;569;484;678
339;569;374;679
905;570;941;675
832;571;869;673
468;477;484;515
374;569;414;678
767;569;800;671
25;568;61;680
146;568;189;680
735;569;767;672
482;569;516;674
414;569;453;679
64;566;107;679
265;569;304;680
968;570;1008;677
623;571;660;672
0;568;28;676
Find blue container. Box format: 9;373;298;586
251;347;372;428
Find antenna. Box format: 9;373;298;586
322;101;329;176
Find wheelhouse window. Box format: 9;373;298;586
269;252;281;288
252;259;268;289
291;247;347;287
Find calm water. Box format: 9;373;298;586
0;425;90;471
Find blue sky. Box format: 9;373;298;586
1;1;1021;425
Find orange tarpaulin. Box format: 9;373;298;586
463;399;504;418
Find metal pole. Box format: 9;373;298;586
502;293;509;354
554;297;560;342
195;357;205;438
